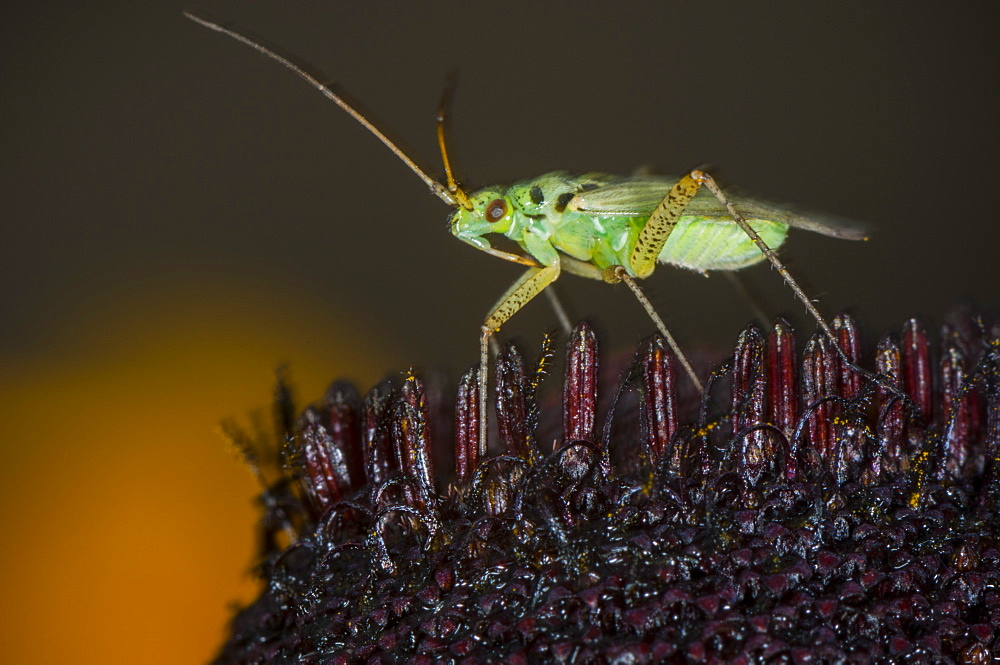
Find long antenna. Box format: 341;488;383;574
435;75;472;210
184;11;457;207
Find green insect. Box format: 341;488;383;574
186;12;868;452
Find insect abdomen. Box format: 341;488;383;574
657;217;789;272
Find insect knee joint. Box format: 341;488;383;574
602;265;627;284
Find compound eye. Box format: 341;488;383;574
485;199;508;223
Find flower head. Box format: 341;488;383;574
216;312;1000;663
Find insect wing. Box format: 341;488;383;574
733;198;871;241
568;176;676;216
570;175;870;241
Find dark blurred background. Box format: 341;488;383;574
2;3;997;663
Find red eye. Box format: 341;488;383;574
485;199;508;222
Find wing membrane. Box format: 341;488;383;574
569;175;869;241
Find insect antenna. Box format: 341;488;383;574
435;75;472;210
183;11;457;207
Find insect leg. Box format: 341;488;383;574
611;267;704;393
479;264;562;453
587;174;707;390
686;171;909;403
543;288;573;336
688;170;841;341
561;252;705;391
622;170;837;340
628;173;701;278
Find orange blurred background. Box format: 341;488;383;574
0;279;400;664
1;3;997;664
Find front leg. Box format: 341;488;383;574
478;263;562;456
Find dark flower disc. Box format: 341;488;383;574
216;313;1000;664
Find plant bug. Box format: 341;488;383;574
185;11;872;453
